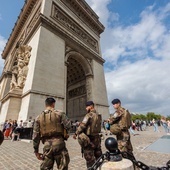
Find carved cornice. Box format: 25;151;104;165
40;14;105;64
51;3;99;53
60;0;105;35
25;6;41;39
1;0;105;64
0;89;22;104
22;90;64;99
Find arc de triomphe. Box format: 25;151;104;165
0;0;109;122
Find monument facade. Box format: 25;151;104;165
0;0;109;123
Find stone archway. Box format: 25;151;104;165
66;51;93;121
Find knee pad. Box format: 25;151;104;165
95;150;102;159
84;151;95;162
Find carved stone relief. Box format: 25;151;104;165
10;45;32;90
26;5;41;37
60;0;104;35
51;3;99;53
86;77;93;100
65;46;72;54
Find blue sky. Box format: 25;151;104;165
0;0;170;116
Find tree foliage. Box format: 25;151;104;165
131;112;162;121
166;115;170;120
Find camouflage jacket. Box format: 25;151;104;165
109;106;131;130
33;108;71;153
75;109;101;136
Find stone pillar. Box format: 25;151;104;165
0;89;22;121
86;75;93;101
101;159;134;170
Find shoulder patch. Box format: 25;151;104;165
82;117;88;124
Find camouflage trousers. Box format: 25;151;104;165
83;135;102;168
116;130;133;156
40;138;70;170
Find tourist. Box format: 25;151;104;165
2;120;8;133
4;120;12;139
27;120;33;128
129;121;137;136
152;119;159;132
161;116;168;134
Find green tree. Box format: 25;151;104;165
166;115;170;120
146;112;161;121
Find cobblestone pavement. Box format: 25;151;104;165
0;126;169;170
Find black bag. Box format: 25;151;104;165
0;130;4;145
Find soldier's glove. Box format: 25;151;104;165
35;152;43;160
108;119;113;125
73;134;77;139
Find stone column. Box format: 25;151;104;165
86;75;93;101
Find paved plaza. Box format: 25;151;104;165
0;126;169;170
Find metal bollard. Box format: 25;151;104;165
100;137;134;170
88;137;169;170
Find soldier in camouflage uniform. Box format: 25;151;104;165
108;99;133;156
73;101;102;168
33;97;71;170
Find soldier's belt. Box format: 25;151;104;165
88;134;99;138
42;135;63;141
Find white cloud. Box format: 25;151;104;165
103;11;167;63
0;35;6;74
88;1;170;116
86;0;111;26
106;59;170;115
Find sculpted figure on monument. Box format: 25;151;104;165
10;45;32;90
17;60;28;88
10;64;18;90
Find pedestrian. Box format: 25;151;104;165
32;97;71;170
10;120;18;138
18;120;23;128
167;120;170;134
27;120;33;128
104;120;111;135
11;126;20;141
152;119;159;132
4;120;12;139
161;116;168;134
129;121;137;136
73;101;102;168
108;99;134;156
2;120;8;133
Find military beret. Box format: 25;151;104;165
111;98;121;105
45;97;56;103
85;101;94;106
